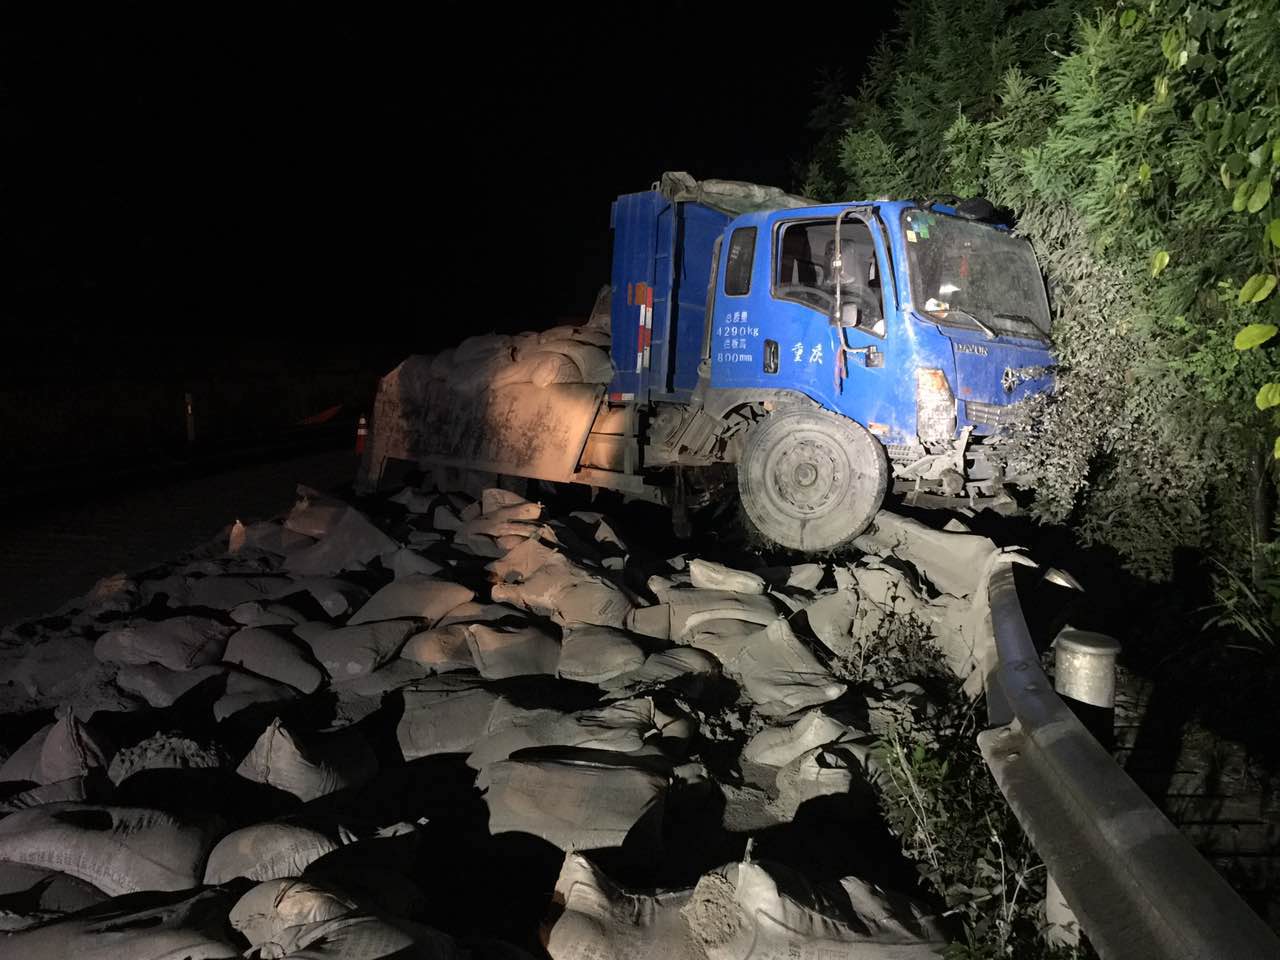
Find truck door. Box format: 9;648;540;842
710;209;909;443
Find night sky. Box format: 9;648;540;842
2;5;896;371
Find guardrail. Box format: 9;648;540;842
980;562;1280;960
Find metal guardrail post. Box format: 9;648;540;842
1053;629;1120;708
1054;628;1120;745
1045;628;1120;947
981;563;1280;960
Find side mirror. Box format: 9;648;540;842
831;291;882;328
837;302;862;328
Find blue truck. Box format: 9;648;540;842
361;173;1053;552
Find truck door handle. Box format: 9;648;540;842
843;345;883;368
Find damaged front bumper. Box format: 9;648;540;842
888;429;1019;513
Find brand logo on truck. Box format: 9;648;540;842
956;342;989;356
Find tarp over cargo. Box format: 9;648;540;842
657;171;815;216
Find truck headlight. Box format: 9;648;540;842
916;368;956;441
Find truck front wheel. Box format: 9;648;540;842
737;408;887;552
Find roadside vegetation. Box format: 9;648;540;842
834;616;1090;958
801;0;1280;591
798;0;1280;931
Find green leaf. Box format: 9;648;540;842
1221;163;1232;190
1234;322;1277;348
1274;140;1280;166
1246;119;1269;146
1238;277;1278;306
1250;275;1277;302
1154;75;1169;103
1233;182;1251;211
1120;8;1137;28
1274;435;1280;460
1248;179;1273;214
1151;250;1169;276
1135;102;1150;123
1257;384;1280;411
1138;162;1151;183
1270;219;1280;246
1227;153;1247;175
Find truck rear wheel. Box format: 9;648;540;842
737;408;887;552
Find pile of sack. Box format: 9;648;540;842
0;467;1015;957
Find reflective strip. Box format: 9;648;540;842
635;282;648;372
643;287;653;371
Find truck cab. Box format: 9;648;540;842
608;183;1054;550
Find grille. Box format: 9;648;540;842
965;401;1012;428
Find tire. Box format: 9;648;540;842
737;407;888;552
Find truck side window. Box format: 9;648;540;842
774;218;884;334
724;227;756;296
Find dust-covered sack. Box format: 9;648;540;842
0;861;109;923
399;624;475;672
556;626;648;684
395;676;501;760
0;802;220;897
688;559;767;595
299;621;416;678
599;647;722;696
347;575;474;626
478;749;669;852
492;564;632;629
203;820;340;884
681;860;945;959
114;663;227;708
94;616;231;670
544;853;699;960
0;713;111;787
107;733;225;785
284;506;401;577
211;666;301;721
0;887;241;959
236;899;457;958
725;620;846;718
466;622;561;679
743;710;862;768
285;487;351;539
223;626;325;693
467;697;689;769
236;718;378;802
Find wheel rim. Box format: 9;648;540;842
768;435;846;518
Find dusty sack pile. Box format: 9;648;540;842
0;445;1016;955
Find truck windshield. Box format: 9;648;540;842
902;208;1050;340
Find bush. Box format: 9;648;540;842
802;0;1280;585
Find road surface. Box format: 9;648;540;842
0;449;357;626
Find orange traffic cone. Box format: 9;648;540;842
355;415;368;454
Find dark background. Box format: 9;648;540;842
0;5;895;479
